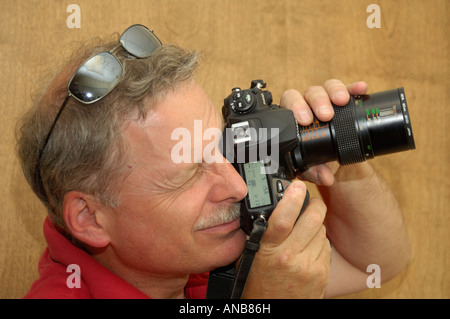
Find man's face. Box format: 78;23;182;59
103;80;248;276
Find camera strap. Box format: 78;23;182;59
206;217;267;299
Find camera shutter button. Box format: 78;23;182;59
276;180;284;193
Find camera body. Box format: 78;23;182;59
222;80;303;233
221;79;415;234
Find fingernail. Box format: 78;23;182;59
333;91;347;100
297;110;312;124
293;182;305;190
318;106;333;116
316;171;323;185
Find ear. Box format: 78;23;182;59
62;191;111;248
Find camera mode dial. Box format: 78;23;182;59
229;88;256;114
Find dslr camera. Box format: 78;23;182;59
221;80;415;234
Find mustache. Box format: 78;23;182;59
193;203;241;231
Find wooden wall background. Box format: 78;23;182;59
1;0;448;299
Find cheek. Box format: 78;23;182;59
106;210;197;274
108;168;246;273
106;186;210;269
113;191;204;247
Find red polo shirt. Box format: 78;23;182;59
24;217;208;299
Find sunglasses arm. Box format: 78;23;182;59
34;94;72;200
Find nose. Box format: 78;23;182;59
208;161;248;203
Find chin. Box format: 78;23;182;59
206;229;247;270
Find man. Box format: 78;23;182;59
17;25;410;299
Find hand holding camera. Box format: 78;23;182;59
238;80;363;298
242;180;331;298
280;80;369;186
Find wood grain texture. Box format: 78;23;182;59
1;0;448;298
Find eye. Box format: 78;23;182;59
178;164;204;189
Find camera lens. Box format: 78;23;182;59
292;88;416;171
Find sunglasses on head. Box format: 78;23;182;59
35;24;162;200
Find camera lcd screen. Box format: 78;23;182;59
243;161;272;208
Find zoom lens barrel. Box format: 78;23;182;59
293;88;415;171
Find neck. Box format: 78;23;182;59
131;273;189;299
92;246;190;299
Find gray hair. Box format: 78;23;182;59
16;37;200;230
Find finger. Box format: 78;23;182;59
306;225;331;262
262;181;308;247
280;89;314;126
289;197;327;250
308;233;332;279
296;164;336;186
304;85;335;122
347;81;369;96
323;79;350;106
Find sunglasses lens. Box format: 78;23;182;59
69;52;123;103
120;24;162;58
